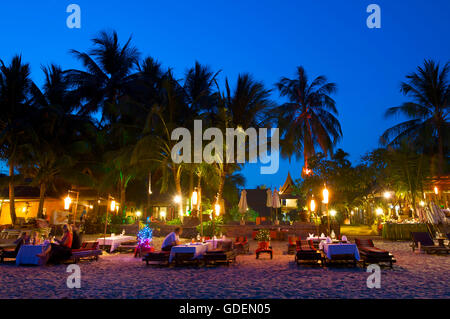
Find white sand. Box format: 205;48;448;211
0;240;448;299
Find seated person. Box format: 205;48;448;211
15;232;29;246
37;224;73;264
71;225;81;250
161;227;182;251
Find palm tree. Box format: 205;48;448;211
275;66;342;176
380;60;449;175
24;64;93;218
66;30;140;122
212;74;273;211
0;55;35;224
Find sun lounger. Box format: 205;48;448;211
355;238;396;268
0;240;24;263
255;242;272;259
143;250;171;266
233;236;249;254
295;240;322;266
204;241;236;266
411;232;450;254
70;241;103;263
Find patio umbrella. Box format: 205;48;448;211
238;189;248;215
266;188;273;222
272;188;281;222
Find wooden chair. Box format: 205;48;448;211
70;241;103;263
0;239;24;263
143;250;171;266
355;238;396;268
411;232;450;255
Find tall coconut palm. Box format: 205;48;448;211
0;55;35;224
24;64;93;218
275;66;342;176
213;74;273;211
380;60;449;175
66;30;140;122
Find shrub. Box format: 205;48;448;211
166;218;182;225
196;217;223;237
255;229;270;242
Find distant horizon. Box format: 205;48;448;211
0;0;449;189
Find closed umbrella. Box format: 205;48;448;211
238;190;248;224
266;188;273;222
272;188;281;223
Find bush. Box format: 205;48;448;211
166;218;182;226
255;229;270;242
196;218;223;237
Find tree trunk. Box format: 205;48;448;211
120;183;126;216
172;165;183;218
8;161;16;225
216;167;226;214
438;126;444;176
37;183;46;219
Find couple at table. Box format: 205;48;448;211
162;227;183;251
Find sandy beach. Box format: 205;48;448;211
0;239;449;299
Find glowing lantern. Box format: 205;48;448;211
310;199;316;212
191;191;198;206
434;187;439;195
376;208;383;216
215;203;221;217
110;200;116;212
64;196;72;210
322;187;329;204
330;210;337;217
174;195;181;204
383;191;391;199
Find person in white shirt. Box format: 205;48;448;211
161;227;182;251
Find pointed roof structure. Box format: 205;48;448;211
279;172;297;198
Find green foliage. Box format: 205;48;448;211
196;218;223;237
255;229;270;242
166;218;182;225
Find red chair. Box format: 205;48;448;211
234;236;249;254
256;242;273;259
269;230;277;241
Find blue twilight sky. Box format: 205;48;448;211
0;0;449;189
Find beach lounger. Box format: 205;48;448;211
233;236;249;254
0;240;24;263
204;241;236;266
411;232;450;254
255;242;272;259
295;240;322;266
143;250;171;266
355;238;396;268
70;241;103;263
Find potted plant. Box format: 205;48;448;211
255;229;270;244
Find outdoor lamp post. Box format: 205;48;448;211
64;195;72;210
64;190;79;224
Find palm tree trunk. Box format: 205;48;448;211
438;126;444;176
37;183;46;219
216;166;226;213
8;161;16;225
120;183;126;216
172;165;183;218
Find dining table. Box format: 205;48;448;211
16;244;49;266
96;235;136;253
169;242;210;263
321;242;360;261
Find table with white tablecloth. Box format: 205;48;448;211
322;243;360;261
16;244;49;266
96;235;136;252
169;243;209;263
205;239;232;249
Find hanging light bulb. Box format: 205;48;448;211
215;203;221;217
322;187;329;204
110;200;116;212
310;198;316;212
